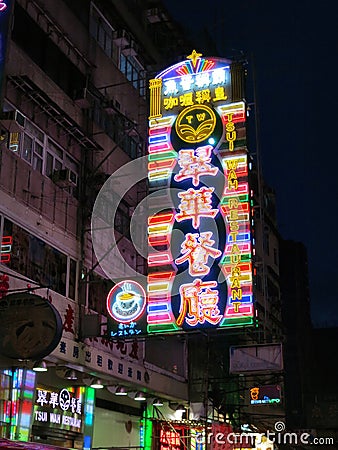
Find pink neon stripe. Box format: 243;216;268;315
225;304;254;316
148;142;171;153
225;242;251;253
149;126;171;135
223;183;249;196
148;313;172;323
148;252;172;265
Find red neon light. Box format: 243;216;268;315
148;272;175;282
148;160;176;171
148;251;172;266
2;236;12;245
148;235;170;246
175;232;221;276
148;213;175;225
222;110;245;123
174;146;218;187
220;202;250;215
177;279;221;327
223;182;249;197
225;303;254;316
175;187;218;229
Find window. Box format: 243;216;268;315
6;111;79;195
88;272;114;314
115;201;131;239
8;120;45;174
263;225;270;256
1;217;77;299
120;53;145;97
89;4;119;64
90;4;145;97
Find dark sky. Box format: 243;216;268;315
162;0;338;327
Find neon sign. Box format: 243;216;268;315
33;386;84;432
107;280;146;337
1;235;12;263
250;385;281;405
107;51;254;337
146;51;254;334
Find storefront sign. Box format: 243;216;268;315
0;293;63;359
33;387;84;433
250;385;281;405
106;52;254;337
146;52;253;334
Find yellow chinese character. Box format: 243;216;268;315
179;93;194;107
213;86;228;101
163;96;178;110
195;89;211;104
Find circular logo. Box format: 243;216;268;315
175;104;216;143
0;293;63;360
106;280;146;323
59;388;71;411
274;421;285;432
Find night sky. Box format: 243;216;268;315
162;0;338;327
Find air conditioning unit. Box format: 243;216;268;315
52;169;77;187
121;40;138;57
74;88;95;109
0;110;26;132
103;98;120;115
113;29;131;47
147;7;161;23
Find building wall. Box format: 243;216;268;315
0;0;191;447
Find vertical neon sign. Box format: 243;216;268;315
148;51;254;332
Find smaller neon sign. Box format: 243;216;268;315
106;280;147;337
107;280;146;323
0;2;7;12
34;387;84;431
250;385;281;405
1;235;12;263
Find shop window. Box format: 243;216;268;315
1;217;77;298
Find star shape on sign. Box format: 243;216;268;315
187;49;202;67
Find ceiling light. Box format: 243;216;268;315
134;391;146;401
90;379;104;389
32;361;48;372
115;386;128;396
152;398;163;406
64;369;77;380
176;404;186;413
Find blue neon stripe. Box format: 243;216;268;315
148;304;169;312
149;135;168;144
